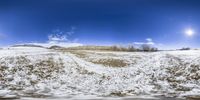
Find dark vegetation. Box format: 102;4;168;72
179;47;191;50
64;44;158;52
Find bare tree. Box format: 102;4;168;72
140;44;158;52
128;45;136;51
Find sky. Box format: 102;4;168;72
0;0;200;49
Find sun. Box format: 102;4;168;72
185;28;195;36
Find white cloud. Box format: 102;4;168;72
133;42;145;45
147;41;155;45
132;38;168;49
17;27;82;48
146;38;152;42
48;27;77;43
48;34;68;42
133;38;155;45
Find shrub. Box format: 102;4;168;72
180;47;190;50
140;44;158;52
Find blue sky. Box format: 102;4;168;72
0;0;200;49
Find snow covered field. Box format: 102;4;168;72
0;47;200;100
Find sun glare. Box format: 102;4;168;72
185;28;194;37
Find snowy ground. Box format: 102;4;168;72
0;47;200;100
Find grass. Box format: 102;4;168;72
67;50;89;58
64;46;119;51
91;58;128;67
61;45;158;52
67;50;129;67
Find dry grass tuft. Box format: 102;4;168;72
109;91;127;97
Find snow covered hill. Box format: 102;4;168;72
0;47;200;99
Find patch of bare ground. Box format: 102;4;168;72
91;58;128;67
66;50;89;58
66;50;129;67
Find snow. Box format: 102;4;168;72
0;47;200;99
0;90;11;97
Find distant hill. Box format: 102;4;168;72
11;42;83;50
48;45;65;49
11;44;46;48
